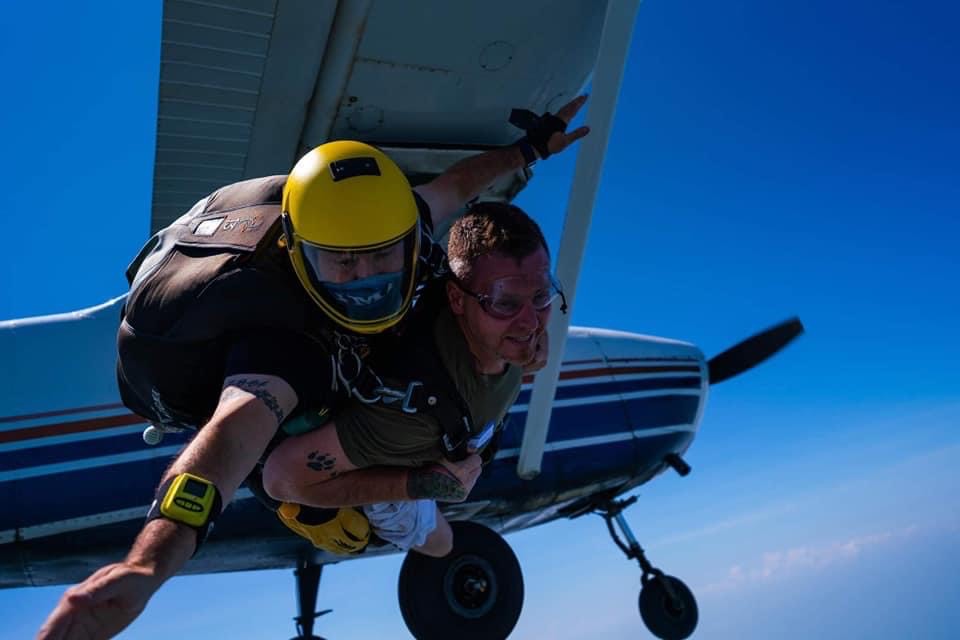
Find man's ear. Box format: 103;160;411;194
447;279;465;315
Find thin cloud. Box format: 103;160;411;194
700;525;919;594
656;440;960;551
649;502;799;548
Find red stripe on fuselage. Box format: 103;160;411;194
558;357;605;366
0;413;145;444
558;356;698;366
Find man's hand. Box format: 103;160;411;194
545;94;591;157
37;561;162;640
416;95;591;228
406;454;482;502
523;329;549;373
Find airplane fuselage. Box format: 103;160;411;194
0;297;705;587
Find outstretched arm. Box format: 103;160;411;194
415;95;591;228
37;374;296;640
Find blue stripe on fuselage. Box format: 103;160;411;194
501;394;700;449
0;457;171;530
622;394;701;430
515;375;701;406
7;379;699;470
4;387;702;530
477;430;695;502
3;430;695;584
0;431;192;470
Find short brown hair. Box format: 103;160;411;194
446;202;548;284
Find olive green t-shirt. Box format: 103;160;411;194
335;306;522;468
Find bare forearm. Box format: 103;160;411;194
417;96;590;228
125;378;295;579
418;145;527;228
124;518;196;582
443;145;526;204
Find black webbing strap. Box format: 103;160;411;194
509;108;568;160
373;280;475;461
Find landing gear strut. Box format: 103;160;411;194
597;497;698;640
291;560;332;640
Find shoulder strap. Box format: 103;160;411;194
364;282;475;461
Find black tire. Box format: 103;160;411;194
638;575;698;640
398;521;524;640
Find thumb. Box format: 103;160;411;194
64;589;94;607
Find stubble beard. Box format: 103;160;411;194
497;334;535;368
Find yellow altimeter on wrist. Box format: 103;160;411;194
146;472;223;553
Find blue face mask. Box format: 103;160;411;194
323;271;405;321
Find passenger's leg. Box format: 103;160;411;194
364;501;451;557
412;508;453;557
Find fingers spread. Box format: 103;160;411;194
548;125;591;155
565;125;591;143
556;94;589;122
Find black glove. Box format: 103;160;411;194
510;108;569;161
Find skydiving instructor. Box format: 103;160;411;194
37;96;589;640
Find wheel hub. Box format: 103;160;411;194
463;576;489;596
444;555;499;618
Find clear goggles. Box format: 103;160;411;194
455;272;567;320
299;231;416;323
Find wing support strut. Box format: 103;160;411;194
516;0;641;479
300;0;373;152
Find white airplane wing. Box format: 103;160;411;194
153;0;612;232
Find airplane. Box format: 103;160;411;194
0;1;804;639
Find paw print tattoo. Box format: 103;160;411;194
306;450;336;472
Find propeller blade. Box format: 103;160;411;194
707;317;804;385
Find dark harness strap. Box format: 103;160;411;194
343;279;475;461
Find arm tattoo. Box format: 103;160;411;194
407;465;467;502
306;450;337;473
221;378;286;425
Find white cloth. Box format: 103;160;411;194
363;499;437;550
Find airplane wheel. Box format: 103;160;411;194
638;575;698;640
398;521;524;640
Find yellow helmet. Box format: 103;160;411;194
281;141;421;334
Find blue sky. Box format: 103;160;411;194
2;1;959;638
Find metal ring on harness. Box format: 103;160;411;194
336;346;384;404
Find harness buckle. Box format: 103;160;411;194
401;381;423;414
374;381;424;414
441;428;470;460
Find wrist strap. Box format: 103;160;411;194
509;108;568;160
514;139;538;167
146;473;223;556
